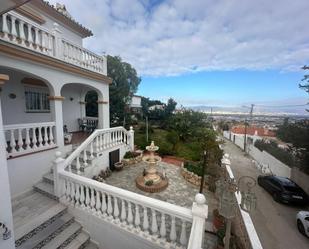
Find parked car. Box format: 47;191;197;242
257;175;309;205
296;211;309;237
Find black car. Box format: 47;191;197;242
258;175;309;205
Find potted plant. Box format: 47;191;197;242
114;161;124;171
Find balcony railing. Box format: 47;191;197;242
4;122;56;158
0;11;107;75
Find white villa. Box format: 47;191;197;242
0;1;209;249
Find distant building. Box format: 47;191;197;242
129;95;142;109
231;125;276;137
149;104;165;111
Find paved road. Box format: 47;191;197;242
221;138;309;249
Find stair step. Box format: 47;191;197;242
33;181;56;199
43;172;54;184
17;213;74;249
64;231;90;249
15;203;67;243
41;222;82;249
84;242;99;249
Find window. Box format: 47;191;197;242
24;86;50;112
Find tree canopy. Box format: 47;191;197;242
108;55;141;126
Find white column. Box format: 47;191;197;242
0;74;15;249
52;22;62;59
50;95;64;148
187;194;208;249
53;151;65;197
97;100;110;129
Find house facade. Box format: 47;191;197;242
0;2;207;249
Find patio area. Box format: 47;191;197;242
104;161;218;213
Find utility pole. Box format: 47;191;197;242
244;104;254;152
199;150;207;193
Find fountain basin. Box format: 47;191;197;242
135;173;168;193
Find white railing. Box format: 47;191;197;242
0;11;107;75
0;11;54;56
4;122;56;158
62;127;133;174
58;171;194;248
62;39;106;74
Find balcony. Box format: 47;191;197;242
0;11;107;75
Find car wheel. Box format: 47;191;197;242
273;192;280;202
297;219;306;236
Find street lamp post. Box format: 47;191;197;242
199;150;207;193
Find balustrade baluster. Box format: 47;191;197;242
65;179;71;203
143;206;149;232
2;14;10;39
76;157;81;174
43;126;48;146
151;209;158;236
95;136;100;153
170;216;177;243
74;183;80;207
113;196;120;221
70;182;75;205
100;134;103;151
120;199;126;223
90;188;96;213
60;179;67;202
41;31;47;53
127;202;133;227
180;220;187;246
34;27;39;50
38;127;43;147
19;20;26;45
83;149;88;167
85;186;90;210
32;127;38;149
107;194;113;217
80;184;85;209
95;190;101;216
27;24;33;45
25;128;31;150
89;141;94;159
67;164;72;172
10;16;17;41
49;125;55;145
134;204;141;230
17;128;23;151
160;213;166;239
101;192;107;217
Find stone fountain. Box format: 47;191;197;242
135;141;168;193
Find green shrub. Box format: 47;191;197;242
123;151;135;159
254;140;295;167
145;180;154;186
184;161;204;176
157;141;174;156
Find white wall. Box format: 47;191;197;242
0;69;53;125
69;207;163;249
8;145;72;198
61;85;84;132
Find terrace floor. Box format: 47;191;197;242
104;161;218;215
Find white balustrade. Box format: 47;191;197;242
62;39;105;74
1;11;54;56
0;11;107;75
63;127;132;174
4;122;56;158
58;170;194;248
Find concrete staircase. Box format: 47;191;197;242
13;170;99;249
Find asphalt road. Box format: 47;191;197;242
221;138;309;249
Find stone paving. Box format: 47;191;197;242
104;161;219;249
105;161;218;210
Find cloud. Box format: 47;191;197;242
48;0;309;77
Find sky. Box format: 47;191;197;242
48;0;309;113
